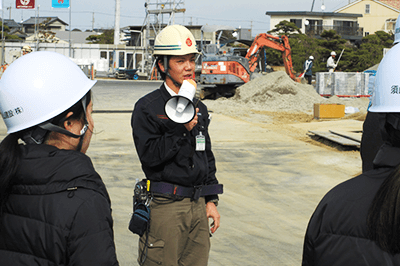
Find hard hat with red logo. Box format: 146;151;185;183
154;24;199;56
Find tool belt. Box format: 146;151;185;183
149;181;223;201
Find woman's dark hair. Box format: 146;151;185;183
367;114;400;254
367;163;400;254
0;90;91;216
52;90;91;127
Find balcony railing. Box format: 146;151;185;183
305;25;363;39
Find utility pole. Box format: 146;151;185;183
69;0;72;57
143;0;186;78
92;12;94;32
114;0;120;45
7;6;11;19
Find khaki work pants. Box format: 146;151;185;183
138;197;210;266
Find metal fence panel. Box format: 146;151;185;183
316;72;369;97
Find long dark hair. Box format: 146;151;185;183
367;114;400;254
0;91;91;216
367;163;400;254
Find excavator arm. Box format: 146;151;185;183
245;33;300;82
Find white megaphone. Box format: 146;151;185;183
165;79;197;124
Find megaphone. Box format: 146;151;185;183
165;80;197;124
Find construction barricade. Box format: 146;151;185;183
315;72;370;97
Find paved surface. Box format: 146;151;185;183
0;80;363;265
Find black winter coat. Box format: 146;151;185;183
0;144;119;266
302;143;400;265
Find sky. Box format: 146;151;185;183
1;0;355;36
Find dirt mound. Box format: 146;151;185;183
232;72;327;113
203;71;370;123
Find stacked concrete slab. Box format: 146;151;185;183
315;72;370;97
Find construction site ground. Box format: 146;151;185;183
0;78;367;265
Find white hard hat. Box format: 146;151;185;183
154;24;199;56
22;45;32;52
394;14;400;44
0;51;96;133
331;51;336;56
309;56;314;60
369;44;400;112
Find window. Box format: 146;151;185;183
109;51;113;69
100;51;107;59
119;52;125;68
290;19;302;29
127;53;133;69
365;4;370;14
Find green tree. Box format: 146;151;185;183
86;29;114;44
260;21;393;74
342;31;393;72
0;22;21;40
268;20;301;35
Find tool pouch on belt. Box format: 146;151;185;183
129;203;150;237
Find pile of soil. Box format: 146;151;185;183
203;71;369;124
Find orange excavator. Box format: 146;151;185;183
246;34;299;82
199;33;300;98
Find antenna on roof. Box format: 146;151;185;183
311;0;315;12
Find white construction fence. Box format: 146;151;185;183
315;72;371;97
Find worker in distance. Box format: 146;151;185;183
303;55;314;85
130;24;223;265
326;51;337;72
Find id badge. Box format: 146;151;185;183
196;132;206;151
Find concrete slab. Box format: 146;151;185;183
309;131;360;148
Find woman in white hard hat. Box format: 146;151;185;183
360;14;400;173
303;44;400;265
131;25;222;266
0;51;119;265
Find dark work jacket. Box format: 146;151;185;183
0;144;119;266
302;143;400;265
303;59;313;76
131;84;219;202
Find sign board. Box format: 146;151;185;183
52;0;70;8
16;0;35;9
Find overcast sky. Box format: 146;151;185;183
1;0;354;35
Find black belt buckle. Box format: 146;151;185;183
192;185;202;201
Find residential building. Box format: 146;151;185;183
2;19;27;40
21;17;68;34
265;11;363;41
335;0;399;36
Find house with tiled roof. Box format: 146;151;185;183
380;0;400;10
21;17;68;34
265;11;364;42
335;0;399;36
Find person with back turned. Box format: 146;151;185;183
303;44;400;265
0;51;119;265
